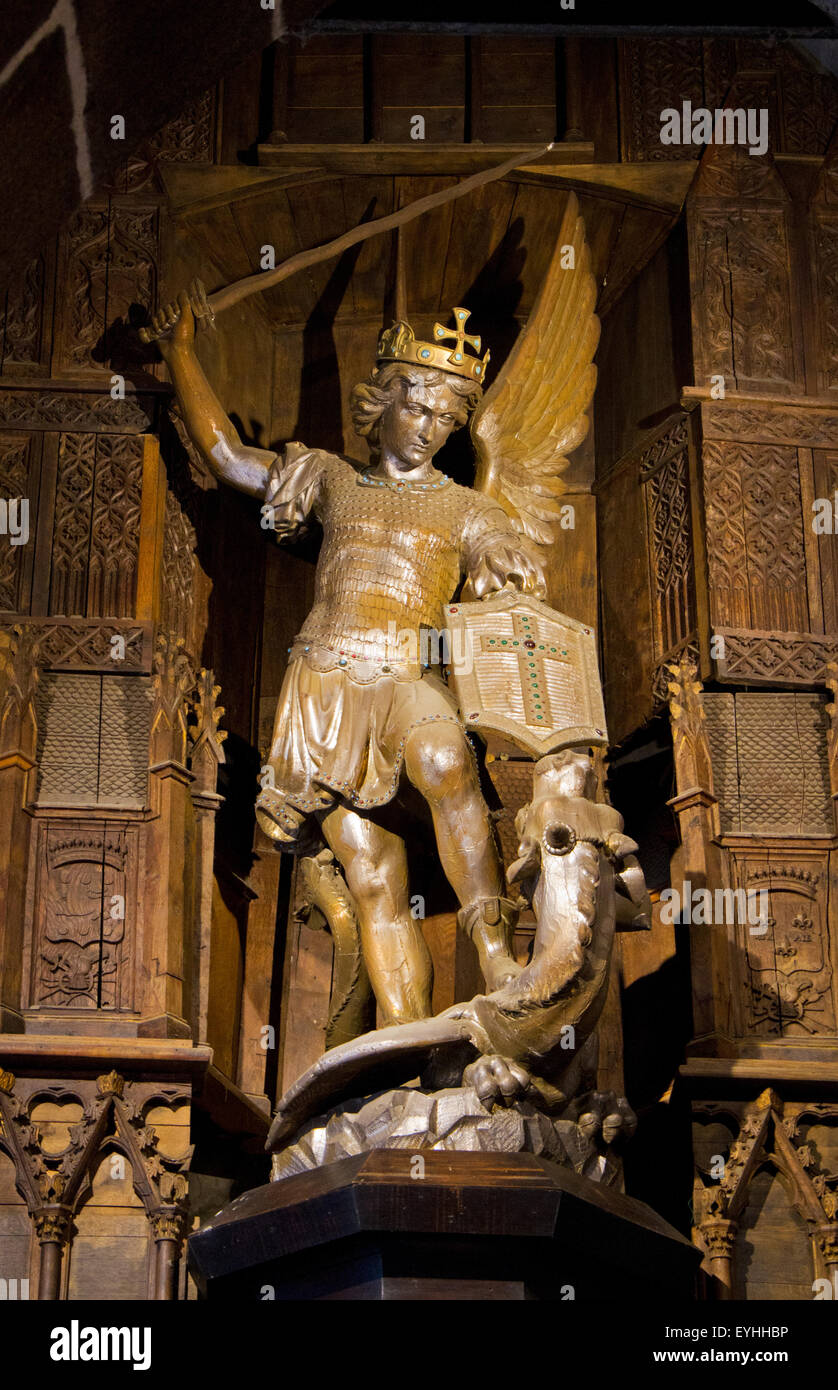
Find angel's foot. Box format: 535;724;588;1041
464;1054;535;1110
458;896;522;994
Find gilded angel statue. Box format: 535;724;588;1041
152;193;600;1043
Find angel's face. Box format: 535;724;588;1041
379;377;468;471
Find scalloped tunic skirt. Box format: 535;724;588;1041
254;658;462;848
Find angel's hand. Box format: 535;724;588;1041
142;280;212;350
148;293;196;356
466;540;547;602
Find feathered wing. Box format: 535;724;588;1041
470;191;600;546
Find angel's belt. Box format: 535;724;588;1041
287;639;434;684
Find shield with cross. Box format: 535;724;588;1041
443;591;607;757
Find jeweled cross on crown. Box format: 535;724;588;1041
434;307;482;363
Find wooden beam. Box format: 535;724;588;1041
257;141;596;175
159;164;332;218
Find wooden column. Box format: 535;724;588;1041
0;626;41;1032
151;1212;183;1300
189;668;226;1044
140;632;196;1038
34;1208;72;1300
666;658;731;1050
698;1219;737;1298
815;1225;838;1288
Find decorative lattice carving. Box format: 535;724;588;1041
0;388;157;433
88;435;143;619
49;433;143;619
641;419;696;662
35;672;151;808
703;442;808;634
23;619;151;673
702;691;832;835
715;629;838;686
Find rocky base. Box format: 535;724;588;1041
270;1084;620;1184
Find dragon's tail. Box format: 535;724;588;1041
266;1012;485;1152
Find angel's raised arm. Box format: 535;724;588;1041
153;290;275;499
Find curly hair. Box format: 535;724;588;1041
350;361;483;450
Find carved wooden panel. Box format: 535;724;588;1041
701;692;737;833
703;691;832;835
160;487;197;649
99;677;153;805
651;639;702;710
623;39;834;163
102;205;160;378
20;619;153;673
737;694;832;833
54;206;110;375
728;851;836;1038
35;672;151;808
54;204;159;377
35;673;102;805
49;434;95;619
641;416;697;667
48;433;143;620
0;252;52;376
701;400;838;449
814;129;838;208
106;88;217;195
618;39;837;165
823;452;838;637
702;441;809;634
88;436;143;618
811;210;838;396
700;39;737;113
0;433;36;615
777;44;838;157
689;207;800;394
29;822;138;1011
0;1072;192;1297
713;629;838;687
0;388;158;433
618;38;704;162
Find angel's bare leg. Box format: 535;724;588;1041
403;721;520;990
318;801;433;1025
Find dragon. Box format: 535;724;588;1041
268;750;650;1152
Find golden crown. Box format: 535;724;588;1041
377;307;490;385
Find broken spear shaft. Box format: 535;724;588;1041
140;142;553;341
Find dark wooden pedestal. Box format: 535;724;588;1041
188;1150;701;1300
